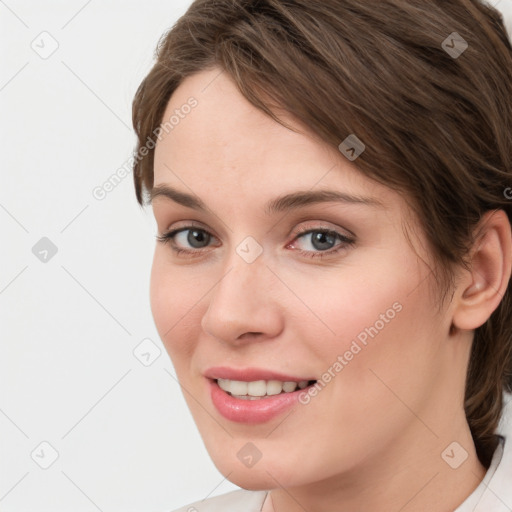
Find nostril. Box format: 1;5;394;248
238;332;264;340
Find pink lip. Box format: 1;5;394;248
204;366;314;382
204;367;317;424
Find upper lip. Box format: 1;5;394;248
204;366;316;382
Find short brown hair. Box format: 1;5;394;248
132;0;512;468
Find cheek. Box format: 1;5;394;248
286;252;440;394
149;252;204;362
315;281;443;439
282;259;408;352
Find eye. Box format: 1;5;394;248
287;227;355;259
173;228;212;249
155;225;217;254
297;230;338;251
156;223;355;260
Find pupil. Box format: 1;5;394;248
188;229;209;248
312;232;335;251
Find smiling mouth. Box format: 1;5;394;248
215;378;317;400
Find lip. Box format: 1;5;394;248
204;366;315;382
204;366;317;424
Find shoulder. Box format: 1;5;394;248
168;489;268;512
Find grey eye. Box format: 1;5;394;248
308;231;337;251
183;229;211;248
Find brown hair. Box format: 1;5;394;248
132;0;512;468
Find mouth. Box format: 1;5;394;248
205;368;318;423
215;378;317;400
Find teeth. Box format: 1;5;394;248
282;381;298;392
217;378;312;398
230;380;248;396
266;380;283;396
247;380;267;397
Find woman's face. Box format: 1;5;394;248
150;67;459;489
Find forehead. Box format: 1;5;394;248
152;68;397;214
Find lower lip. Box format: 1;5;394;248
209;379;310;424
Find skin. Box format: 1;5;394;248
149;67;511;512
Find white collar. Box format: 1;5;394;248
455;392;512;511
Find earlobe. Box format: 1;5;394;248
452;210;512;331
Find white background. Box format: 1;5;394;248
1;1;511;511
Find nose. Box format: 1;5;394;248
200;253;284;344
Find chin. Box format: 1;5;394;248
207;447;304;491
220;467;278;491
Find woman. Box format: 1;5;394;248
131;1;512;510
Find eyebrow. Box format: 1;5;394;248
149;184;384;214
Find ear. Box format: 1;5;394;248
452;209;512;331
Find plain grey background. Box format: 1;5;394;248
1;1;511;511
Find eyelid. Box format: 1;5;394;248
161;218;212;233
291;221;355;239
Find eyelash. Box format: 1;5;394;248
155;224;355;260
